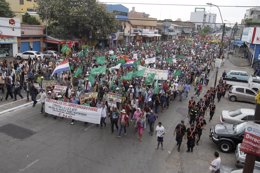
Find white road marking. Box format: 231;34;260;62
18;159;39;172
0;98;27;108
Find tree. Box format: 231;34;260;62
37;0;117;40
0;0;14;17
22;12;41;25
200;26;211;36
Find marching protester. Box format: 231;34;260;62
174;120;186;152
39;89;47;114
186;124;197;153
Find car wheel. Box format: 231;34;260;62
229;96;237;102
16;56;21;60
219;141;233;153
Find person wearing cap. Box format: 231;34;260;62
39;89;47;113
174;120;186;152
118;109;129;137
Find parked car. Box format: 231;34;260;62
230;169;260;173
225;70;250;82
228;86;257;104
0;49;8;58
248;76;260;92
235;143;260;169
15;51;44;60
43;50;60;59
220;108;255;124
209;122;249;153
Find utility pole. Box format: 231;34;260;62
243;91;260;173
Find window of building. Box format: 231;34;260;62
27;0;32;1
20;0;24;5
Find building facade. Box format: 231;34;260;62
17;24;45;52
0;17;21;57
190;8;216;31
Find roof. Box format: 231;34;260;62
172;21;195;28
106;4;129;13
129;18;157;27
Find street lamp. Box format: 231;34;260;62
206;3;225;88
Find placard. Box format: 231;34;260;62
138;65;168;80
45;99;102;124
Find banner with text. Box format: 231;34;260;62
45;99;102;124
240;122;260;157
138;65;168;80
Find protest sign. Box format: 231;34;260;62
80;92;98;104
145;57;156;64
138;65;168;80
106;92;122;103
240;122;260;157
53;85;67;93
45;99;102;124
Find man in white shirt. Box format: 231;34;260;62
209;151;221;173
39;89;47;114
100;102;107;128
155;122;165;150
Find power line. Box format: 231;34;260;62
100;1;260;8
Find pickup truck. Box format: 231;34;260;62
224;76;260;92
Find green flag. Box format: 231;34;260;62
96;56;106;65
176;55;185;59
110;55;117;60
165;58;173;63
154;80;159;94
78;50;84;58
122;72;133;80
145;73;155;85
87;74;95;85
133;60;141;68
174;69;182;77
90;66;106;75
73;67;83;78
133;69;145;77
116;59;126;65
61;44;71;55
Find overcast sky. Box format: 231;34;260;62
100;0;259;24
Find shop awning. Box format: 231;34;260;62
232;40;245;47
45;36;79;45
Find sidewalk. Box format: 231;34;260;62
227;52;251;67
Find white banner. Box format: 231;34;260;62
145;57;156;64
45;99;102;124
253;27;260;44
138;65;168;80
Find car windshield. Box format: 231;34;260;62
36;52;41;54
234;122;247;134
229;110;242;117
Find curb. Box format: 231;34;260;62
0;100;39;116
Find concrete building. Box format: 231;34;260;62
190;8;216;31
18;24;45;52
160;20;195;40
242;7;260;26
6;0;38;19
128;7;160;42
0;17;21;57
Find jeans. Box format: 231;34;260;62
118;124;126;136
148;122;154;135
41;103;45;113
111;118;118;133
100;117;106;127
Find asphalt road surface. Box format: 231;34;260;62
0;58;256;173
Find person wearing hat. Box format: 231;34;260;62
118;109;129;137
174;120;186;152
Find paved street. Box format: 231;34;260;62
0;56;256;173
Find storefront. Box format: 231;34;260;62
0;36;18;57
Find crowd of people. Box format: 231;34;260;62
0;37;224;163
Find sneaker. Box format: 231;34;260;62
70;122;74;125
